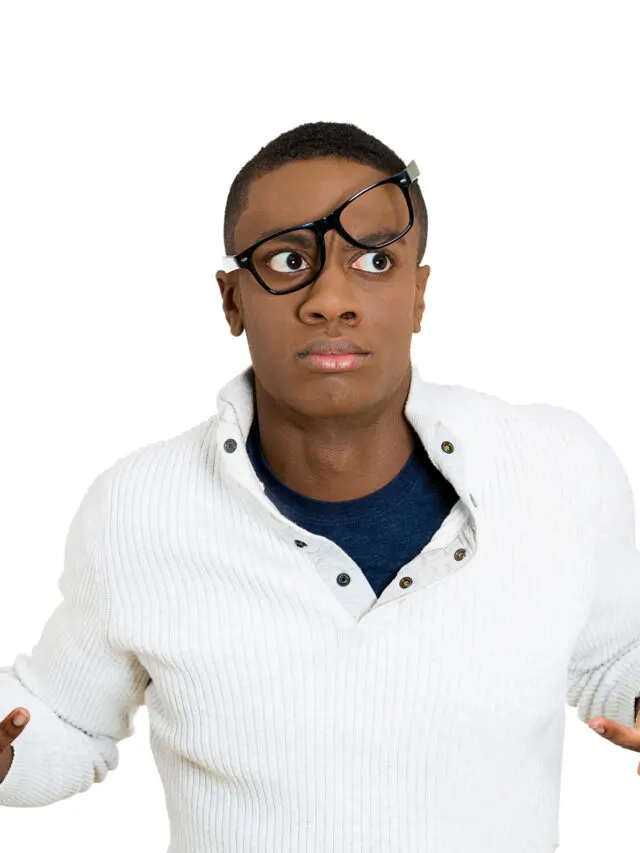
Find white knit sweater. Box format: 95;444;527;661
2;360;640;853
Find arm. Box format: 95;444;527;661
564;411;640;728
0;466;150;807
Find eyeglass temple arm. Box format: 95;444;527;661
405;160;420;182
220;256;241;272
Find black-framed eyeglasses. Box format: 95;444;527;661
220;160;421;295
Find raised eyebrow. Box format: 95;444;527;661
358;231;408;247
255;229;316;246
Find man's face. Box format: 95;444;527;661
217;157;430;421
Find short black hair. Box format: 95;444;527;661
223;121;428;266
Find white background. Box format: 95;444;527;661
1;1;639;849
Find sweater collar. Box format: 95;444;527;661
215;361;486;521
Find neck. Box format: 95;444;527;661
251;368;416;502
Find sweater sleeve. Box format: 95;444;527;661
564;411;640;728
0;466;150;808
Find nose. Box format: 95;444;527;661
297;232;361;320
315;229;356;284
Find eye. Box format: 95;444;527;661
352;251;395;274
267;251;311;273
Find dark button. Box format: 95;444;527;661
454;548;466;561
294;540;307;548
224;438;237;453
336;573;351;587
399;576;413;588
441;441;454;453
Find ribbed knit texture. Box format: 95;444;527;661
2;360;640;853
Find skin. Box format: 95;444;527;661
216;157;431;502
0;708;29;783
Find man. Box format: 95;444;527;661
1;120;640;852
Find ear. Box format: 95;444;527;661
413;264;430;332
216;271;245;338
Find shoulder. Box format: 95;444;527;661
86;415;221;506
449;382;630;485
511;399;635;532
513;398;623;468
457;384;615;460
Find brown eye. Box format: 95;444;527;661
351;251;395;273
267;251;311;272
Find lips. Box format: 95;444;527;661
298;338;369;357
300;352;371;372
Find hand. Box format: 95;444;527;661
588;714;640;775
0;707;31;783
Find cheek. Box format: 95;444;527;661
371;293;415;326
243;309;287;357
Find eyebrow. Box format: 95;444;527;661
252;226;409;249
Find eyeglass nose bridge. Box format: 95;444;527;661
306;212;367;281
297;208;355;289
312;206;352;249
306;206;370;286
313;203;382;250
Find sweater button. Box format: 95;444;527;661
454;548;466;561
441;440;454;453
224;438;237;453
399;576;413;588
336;573;351;586
294;540;307;548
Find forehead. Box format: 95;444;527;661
235;158;391;250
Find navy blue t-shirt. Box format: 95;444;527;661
245;410;459;599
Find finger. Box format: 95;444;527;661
0;708;30;751
589;717;640;751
